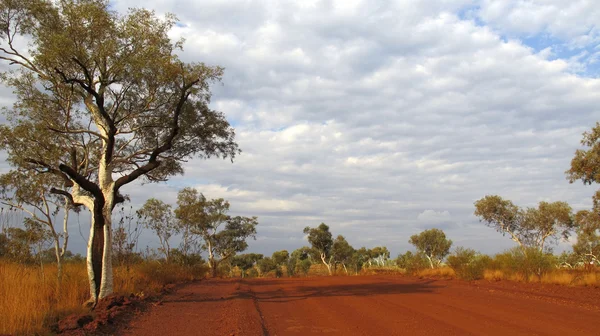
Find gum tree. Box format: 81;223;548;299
303;223;334;275
175;188;257;277
137;198;177;263
0;0;238;304
474;195;573;253
409;228;452;269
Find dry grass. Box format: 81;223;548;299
483;268;600;286
0;260;207;335
360;266;406;276
415;267;456;279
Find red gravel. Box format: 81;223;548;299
121;275;600;335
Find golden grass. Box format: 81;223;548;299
415;266;456;278
0;260;207;335
360;266;406;276
483;268;600;286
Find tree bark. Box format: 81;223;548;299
426;255;434;269
320;253;332;275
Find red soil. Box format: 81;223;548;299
121;276;600;335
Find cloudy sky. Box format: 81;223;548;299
4;0;600;257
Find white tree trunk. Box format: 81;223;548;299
86;210;98;302
98;204;113;299
320;253;332;275
426;255;434;269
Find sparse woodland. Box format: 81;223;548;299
0;1;600;335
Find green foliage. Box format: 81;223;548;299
395;251;429;273
303;223;333;258
297;259;312;276
573;209;600;265
474;195;574;251
170;249;205;267
491;247;557;280
348;247;369;274
331;235;354;273
286;247;312;277
409;229;452;268
272;250;289;266
256;257;277;276
137;198;178;262
366;246;391;266
175;188;258;277
447;247;491;280
231;253;263;278
566;122;600;185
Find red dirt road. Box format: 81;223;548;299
123;276;600;335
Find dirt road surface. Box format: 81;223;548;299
122;276;600;335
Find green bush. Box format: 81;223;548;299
491;247;556;281
297;259;312;276
395;251;429;274
447;247;490;280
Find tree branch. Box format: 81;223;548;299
113;80;199;190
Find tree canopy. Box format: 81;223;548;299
474;195;573;252
409;228;452;269
175;187;258;277
303;223;334;275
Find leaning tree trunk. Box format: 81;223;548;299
320;253;332;275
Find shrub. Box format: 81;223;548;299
490;247;556;281
297;259;312;276
395;251;429;274
447;247;491;280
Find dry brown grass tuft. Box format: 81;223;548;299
415;267;456;278
483;268;600;286
0;260;207;335
360;266;406;276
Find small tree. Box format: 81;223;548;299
288;246;312;277
112;205;143;267
175;188;258;277
573;210;600;266
256;257;277;277
348;247;369;275
330;235;354;274
231;253;263;278
368;246;390;266
396;251;429;273
447;247;490;280
303;223;334;275
272;250;289;277
409;229;452;269
137;199;178;263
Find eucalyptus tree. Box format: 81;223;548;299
368;246;391;266
303;223;334;275
0;0;239;303
567;123;600;265
474;195;573;253
409;229;453;269
175;188;257;277
330;235;354;274
573;209;600;266
137;198;177;263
